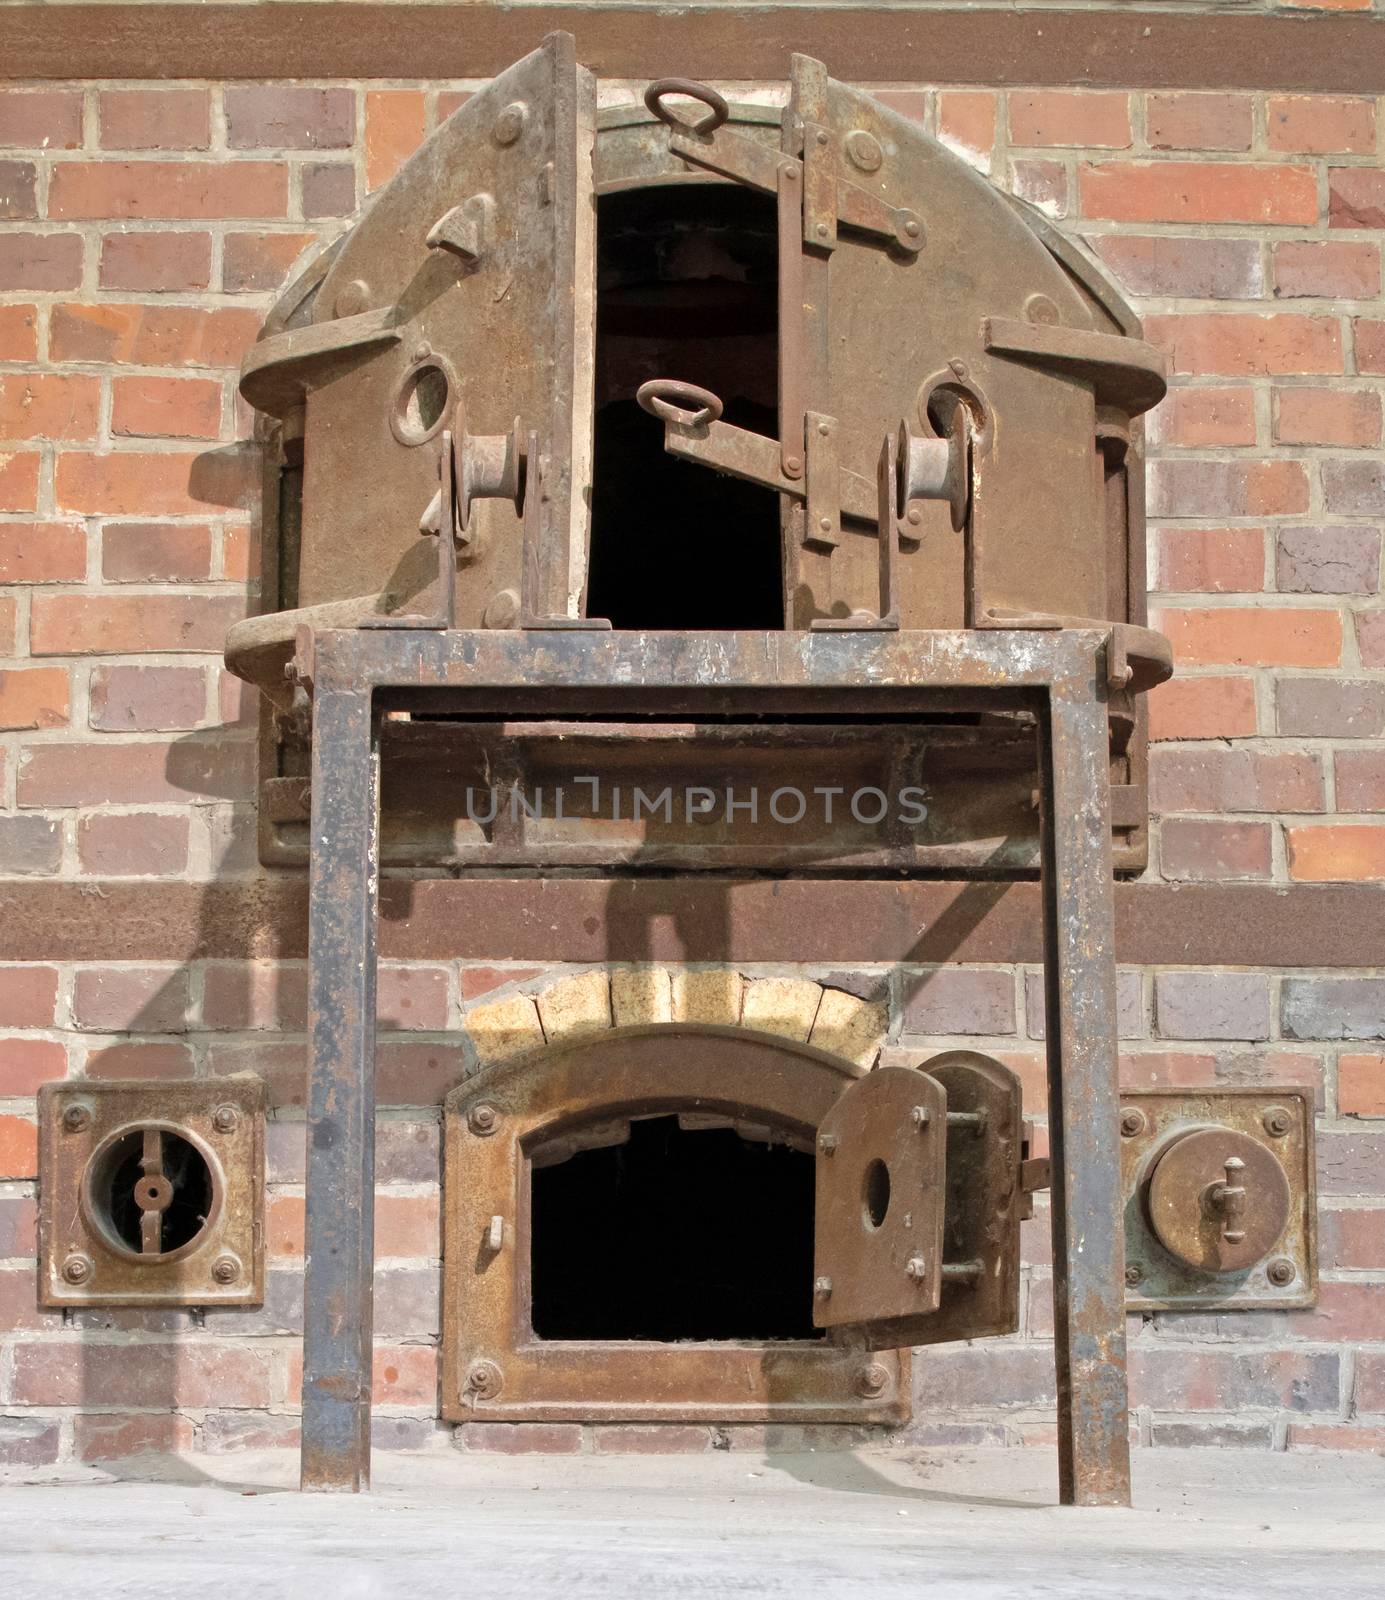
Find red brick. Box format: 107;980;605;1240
1160;819;1272;882
1288;1424;1385;1453
217;668;256;728
99;89;210;151
365;90;426;191
223;230;315;293
0;1038;66;1095
222;521;259;582
902;969;1015;1036
1156;606;1340;668
0;441;41;515
1330;169;1385;230
0;814;60;875
0;1193;37;1256
460;1423;582;1455
0;966;58;1028
1357;610;1385;669
11;1342;271;1407
1274;387;1380;448
937;91;995;169
1273;240;1380;300
0;160;38;219
0;594;16;651
112;376;222;441
269;1191;439;1259
1007;158;1067;217
71;966;190;1031
201;961;306;1030
301;161;356;219
1319;1206;1385;1269
0;89;82;149
99;230;212;292
0;232;83;291
1338;1053;1385;1116
1145;313;1341;378
1145;92;1252;152
592;1426;711;1454
0;523;85;583
50;302;260;368
54;449;255;518
1278;679;1385;738
436;90;471;123
1288;826;1385;883
459;965;545;1001
84;1040;194;1079
77;811;190;876
1147;675;1258;742
1356;1354;1385;1413
1080;161;1317;225
1151;748;1323;814
100;522;214;583
376;1041;467;1106
49;161;288;221
1009;91;1129;149
1153;528;1264;593
1268;95;1376;155
18;737;253;806
1150;388;1256;449
1131;1349;1339;1413
90;663;208;732
75;1413;196;1461
1276;525;1381;595
0;304;37;362
0;1115;38;1179
1336;750;1385;812
0;373;100;442
0;668;70;731
226;86;355;150
1148;459;1309;518
1357;318;1385;374
378;965;450;1030
32;592;243;655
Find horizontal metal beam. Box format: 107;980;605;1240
2;7;1380;91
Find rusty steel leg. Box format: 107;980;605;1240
300;678;380;1492
1037;672;1131;1508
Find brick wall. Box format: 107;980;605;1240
1;65;1383;1465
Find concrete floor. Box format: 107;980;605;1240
2;1446;1382;1598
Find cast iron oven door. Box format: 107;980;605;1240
443;1028;1026;1424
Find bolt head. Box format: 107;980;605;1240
904;218;921;238
211;1104;240;1134
62;1104;91;1133
1124;1264;1144;1288
493;101;528;146
815;222;829;238
1262;1108;1291;1138
818;1133;839;1156
905;506;923;527
905;1255;928;1283
211;1256;239;1285
949;359;968;380
814;1275;833;1298
910;1105;930;1130
784;455;803;476
856;1361;890;1398
1267;1258;1296;1288
62;1255;92;1285
468;1103;499;1136
466;1359;503;1399
818;517;832;533
1120;1108;1147;1138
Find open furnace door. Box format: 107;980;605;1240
265;33;599;627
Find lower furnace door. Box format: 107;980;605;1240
441;1027;1027;1426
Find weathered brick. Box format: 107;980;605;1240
1276;525;1381;595
32;593;244;655
1157;606;1339;668
1130;1349;1339;1413
1318;1131;1385;1193
55;448;255;518
223;230;315;293
0;1417;60;1467
75;1413;195;1461
226;86;355;150
741;975;821;1043
1277;679;1385;739
592;1425;712;1455
1357;1354;1385;1413
1151;748;1323;814
611;966;672;1028
1322;460;1385;518
1268;95;1376;155
100;230;213;292
111;376;222;440
1319;1206;1385;1268
0;1115;38;1179
1159;819;1272;881
77;811;190;876
1339;1053;1385;1116
84;1040;193;1079
808;986;888;1066
1153;528;1264;593
90;664;207;737
0;1194;37;1257
1357;318;1385;375
670;967;743;1025
1150;1420;1275;1450
10;1341;272;1407
1274;387;1381;448
1357;610;1385;669
902;968;1015;1036
0;815;62;875
1145;93;1252;152
0;160;37;219
1150;389;1256;450
1283;978;1385;1042
460;1423;583;1455
1009;91;1130;149
49;161;288;220
1330;169;1385;230
71;966;190;1031
1273;240;1380;300
1148;461;1309;519
99;90;210;151
1080;161;1317;225
19;737;253;806
1147;675;1258;741
0;373;101;442
1288;826;1385;883
0;965;58;1028
301;161;356;219
1154;972;1272;1042
50;302;260;368
0;232;83;291
936;91;995;171
0;523;85;584
201;961;306;1030
1145;313;1341;378
0;594;16;650
0;304;37;362
1007;157;1067;218
912;1346;1056;1409
0;89;82;149
1093;235;1261;300
0;1038;67;1095
365;90;426;190
1336;750;1385;812
1026;969;1142;1040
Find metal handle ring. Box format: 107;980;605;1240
636;379;724;429
643;78;730;137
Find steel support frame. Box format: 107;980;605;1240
294;627;1130;1504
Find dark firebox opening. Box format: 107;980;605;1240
586;185;784;630
530;1114;822;1342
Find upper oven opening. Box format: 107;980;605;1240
587;183;784;630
